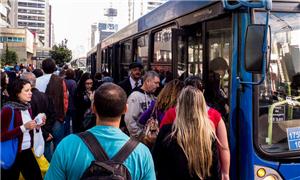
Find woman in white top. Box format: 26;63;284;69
1;78;45;180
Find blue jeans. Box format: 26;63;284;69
52;120;65;150
64;110;76;136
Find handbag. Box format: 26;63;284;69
82;109;96;131
0;106;18;169
142;109;159;147
33;128;45;157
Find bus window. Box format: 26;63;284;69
188;27;203;77
151;26;175;81
121;40;132;63
153;27;173;63
206;16;232;120
255;12;300;155
134;35;149;67
120;40;132;80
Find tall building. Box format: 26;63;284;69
9;0;51;48
128;0;166;24
0;0;11;27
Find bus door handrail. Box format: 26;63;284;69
267;96;300;145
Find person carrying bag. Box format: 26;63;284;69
0;106;18;169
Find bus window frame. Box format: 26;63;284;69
150;24;177;76
252;7;300;161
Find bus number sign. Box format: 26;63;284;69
287;127;300;151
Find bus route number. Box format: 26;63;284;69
287;127;300;151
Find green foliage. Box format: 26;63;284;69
50;39;72;66
1;45;18;66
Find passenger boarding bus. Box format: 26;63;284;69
87;1;300;179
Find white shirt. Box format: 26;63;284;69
21;110;32;150
129;76;142;89
36;74;52;93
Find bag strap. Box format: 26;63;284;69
112;138;139;163
3;105;15;130
77;131;109;162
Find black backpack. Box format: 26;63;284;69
77;131;139;180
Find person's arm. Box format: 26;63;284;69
139;100;155;125
216;119;230;180
124;95;143;138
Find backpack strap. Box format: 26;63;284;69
112;138;139;163
77;131;109;162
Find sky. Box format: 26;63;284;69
50;0;128;59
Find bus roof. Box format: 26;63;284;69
101;0;216;49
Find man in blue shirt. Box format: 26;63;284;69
45;83;156;180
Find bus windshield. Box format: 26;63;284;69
255;12;300;155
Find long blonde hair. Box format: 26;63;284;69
171;86;215;179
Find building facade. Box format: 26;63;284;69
0;27;34;65
127;0;166;24
9;0;51;48
0;0;11;27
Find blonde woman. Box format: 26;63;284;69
153;86;221;180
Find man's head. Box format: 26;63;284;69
129;62;143;81
93;83;127;122
209;57;229;78
42;58;56;74
20;72;36;88
142;71;160;93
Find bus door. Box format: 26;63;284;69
185;24;204;79
151;26;175;83
172;25;204;79
171;28;188;80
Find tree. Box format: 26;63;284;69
1;45;18;66
50;38;72;66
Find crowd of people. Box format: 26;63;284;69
1;58;230;180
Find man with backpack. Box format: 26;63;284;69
45;83;155;180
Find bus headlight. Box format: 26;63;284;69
257;168;266;177
254;165;282;180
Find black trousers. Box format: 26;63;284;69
1;148;42;180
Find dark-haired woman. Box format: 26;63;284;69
1;79;45;180
74;73;94;132
1;71;10;108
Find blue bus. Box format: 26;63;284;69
88;1;300;179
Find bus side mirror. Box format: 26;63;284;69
244;24;266;73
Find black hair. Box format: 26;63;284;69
42;58;56;74
32;69;43;78
77;72;93;93
94;83;127;118
184;76;203;91
9;78;31;102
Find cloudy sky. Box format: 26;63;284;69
50;0;128;59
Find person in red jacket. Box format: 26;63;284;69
1;78;45;180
